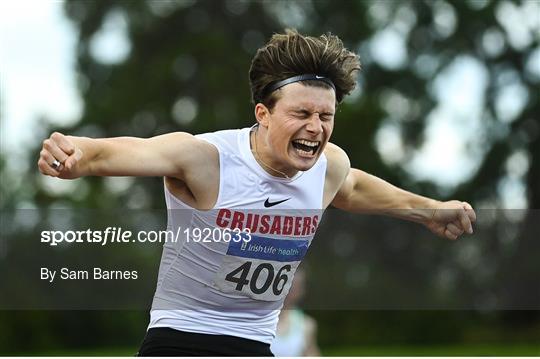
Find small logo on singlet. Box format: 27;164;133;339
263;197;290;208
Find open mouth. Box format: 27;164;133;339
291;139;320;156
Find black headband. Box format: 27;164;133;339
259;74;336;102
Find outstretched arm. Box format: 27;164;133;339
326;144;476;240
37;131;215;181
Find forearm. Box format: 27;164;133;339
343;170;441;224
60;136;144;178
66;136;177;178
380;185;441;224
333;168;475;239
61;136;102;178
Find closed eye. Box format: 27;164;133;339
292;110;311;119
291;110;334;119
320;113;334;121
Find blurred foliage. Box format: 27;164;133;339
1;0;539;354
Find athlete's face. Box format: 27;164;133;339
255;83;336;175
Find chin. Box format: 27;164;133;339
291;156;319;171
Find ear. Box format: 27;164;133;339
254;103;271;128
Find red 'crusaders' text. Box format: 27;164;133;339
216;209;318;236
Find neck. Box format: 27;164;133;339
250;127;296;179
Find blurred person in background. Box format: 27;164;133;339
271;267;320;356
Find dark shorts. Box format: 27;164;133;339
137;327;274;357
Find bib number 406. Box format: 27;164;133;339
225;262;291;296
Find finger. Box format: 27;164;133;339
462;202;477;223
458;208;473;234
444;227;458;240
447;222;464;237
64;148;83;170
43;138;70;164
37;158;60;176
39;150;65;172
51;132;75;155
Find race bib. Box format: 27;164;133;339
213;234;310;301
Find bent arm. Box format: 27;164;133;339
326;144;476;240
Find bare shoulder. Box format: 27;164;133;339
322;143;351;208
324;142;351;177
184;134;220;170
155;132;219;175
162;132;220;210
157;132;217;162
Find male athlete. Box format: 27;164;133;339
38;30;476;356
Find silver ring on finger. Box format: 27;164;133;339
51;159;61;169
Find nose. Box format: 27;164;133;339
306;113;323;134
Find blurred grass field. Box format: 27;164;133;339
324;344;540;356
18;343;540;356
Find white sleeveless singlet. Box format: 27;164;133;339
148;127;327;344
